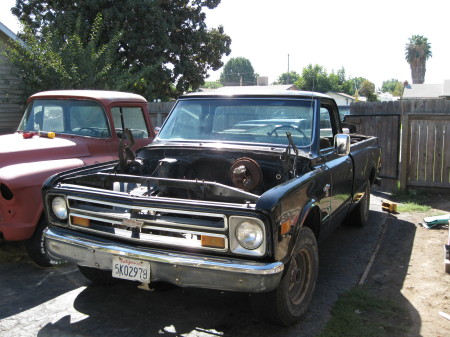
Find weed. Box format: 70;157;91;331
391;191;432;213
318;286;408;337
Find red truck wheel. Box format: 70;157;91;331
250;226;319;326
25;217;63;267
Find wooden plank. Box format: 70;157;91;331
408;118;420;183
425;120;437;183
417;120;428;183
407;180;450;188
379;115;388;177
399;114;410;190
387;115;398;178
381;115;395;178
444;121;450;187
434;121;445;184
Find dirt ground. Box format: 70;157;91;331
366;191;450;337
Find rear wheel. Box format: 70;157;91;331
25;216;63;267
78;265;121;285
251;226;319;326
347;180;370;227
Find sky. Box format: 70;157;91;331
1;0;449;89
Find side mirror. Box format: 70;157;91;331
334;134;350;155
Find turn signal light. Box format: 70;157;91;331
71;216;90;227
39;131;56;138
201;235;225;249
280;220;292;235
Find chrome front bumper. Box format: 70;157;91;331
44;227;284;293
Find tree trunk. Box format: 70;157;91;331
410;58;426;84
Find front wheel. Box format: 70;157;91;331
250;226;319;326
25;216;64;267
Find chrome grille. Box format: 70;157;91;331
66;196;228;252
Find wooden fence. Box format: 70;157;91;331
346;100;450;192
148;101;175;127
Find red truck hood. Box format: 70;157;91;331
0;133;91;167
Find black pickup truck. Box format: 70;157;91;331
43;90;381;326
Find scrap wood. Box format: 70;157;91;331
381;200;397;213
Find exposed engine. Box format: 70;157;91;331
106;141;312;203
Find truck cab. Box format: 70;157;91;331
0;90;155;266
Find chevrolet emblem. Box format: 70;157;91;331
122;218;144;229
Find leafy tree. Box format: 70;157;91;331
381;79;404;96
219;57;256;86
393;81;404;97
293;65;360;95
274;71;300;85
405;35;432;84
382;79;400;93
1;14;136;100
359;80;378;101
295;64;332;93
202;81;223;89
328;68;354;95
12;0;231;99
348;77;368;93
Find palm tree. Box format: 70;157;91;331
405;35;432;84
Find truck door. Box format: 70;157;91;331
318;102;353;226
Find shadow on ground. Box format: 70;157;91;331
0;243;86;320
364;213;421;336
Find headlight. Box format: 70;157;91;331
229;216;266;256
52;196;68;220
236;221;264;250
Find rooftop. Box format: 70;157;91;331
402;80;450;99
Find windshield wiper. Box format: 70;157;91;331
280;132;298;179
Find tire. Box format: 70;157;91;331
78;265;121;285
250;226;319;326
25;216;64;267
347;180;371;227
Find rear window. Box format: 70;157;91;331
111;107;149;139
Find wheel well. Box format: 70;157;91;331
302;207;320;239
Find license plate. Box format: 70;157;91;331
112;256;150;283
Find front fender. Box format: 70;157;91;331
0;158;85;241
256;168;324;263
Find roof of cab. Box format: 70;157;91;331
29;90;147;104
180;88;331;100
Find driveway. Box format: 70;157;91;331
0;196;388;337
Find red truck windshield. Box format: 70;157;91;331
18;99;111;138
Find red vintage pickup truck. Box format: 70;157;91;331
0;90;155;266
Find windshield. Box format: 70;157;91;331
18;99;110;138
158;98;315;147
